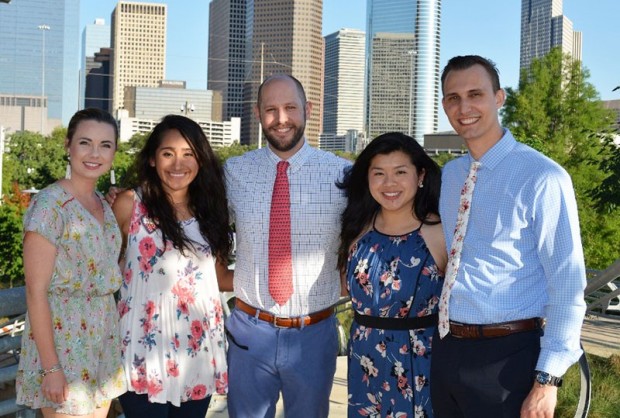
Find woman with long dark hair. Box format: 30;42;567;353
338;132;446;417
112;115;232;418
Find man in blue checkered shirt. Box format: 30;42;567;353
431;55;586;418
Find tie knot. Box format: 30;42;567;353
277;161;289;174
470;161;481;171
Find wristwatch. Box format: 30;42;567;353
534;370;563;387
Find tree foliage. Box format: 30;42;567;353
2;129;66;195
591;135;620;213
0;184;30;288
501;48;620;268
214;141;256;164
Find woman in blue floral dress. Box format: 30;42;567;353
338;132;446;418
17;109;126;417
112;115;232;418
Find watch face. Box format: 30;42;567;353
536;372;551;385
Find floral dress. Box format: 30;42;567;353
117;191;227;406
346;227;444;418
16;183;127;415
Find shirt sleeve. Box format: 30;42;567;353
23;190;65;248
532;167;587;376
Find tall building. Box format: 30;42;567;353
0;0;80;128
365;0;441;145
81;18;110;109
242;0;324;146
207;0;246;122
124;84;219;122
368;33;415;137
520;0;582;70
323;28;365;136
85;48;113;112
111;1;166;115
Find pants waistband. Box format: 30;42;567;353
449;317;544;339
235;299;333;328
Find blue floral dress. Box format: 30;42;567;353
346;226;444;418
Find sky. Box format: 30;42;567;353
80;0;620;132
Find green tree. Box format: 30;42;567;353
591;134;620;214
501;48;619;268
0;185;29;288
2;129;65;195
214;141;256;163
106;131;151;190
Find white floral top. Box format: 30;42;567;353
117;191;228;406
16;182;127;415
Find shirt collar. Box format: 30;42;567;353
265;138;312;173
473;128;517;171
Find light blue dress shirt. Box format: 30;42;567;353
439;129;586;376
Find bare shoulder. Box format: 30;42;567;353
420;218;447;274
111;189;136;232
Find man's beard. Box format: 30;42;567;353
263;121;305;153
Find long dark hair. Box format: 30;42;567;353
136;114;231;263
337;132;441;273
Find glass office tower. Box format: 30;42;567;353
365;0;440;145
0;0;80;126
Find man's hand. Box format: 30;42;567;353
520;384;558;417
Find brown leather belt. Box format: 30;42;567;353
449;317;544;339
235;299;334;328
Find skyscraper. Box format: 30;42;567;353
520;0;582;70
85;48;113;112
323;29;365;136
0;0;80;128
242;0;324;146
111;1;166;115
365;0;441;145
207;0;246;122
81;18;110;109
368;33;415;137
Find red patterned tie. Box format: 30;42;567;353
269;161;293;305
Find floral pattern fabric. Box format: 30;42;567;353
16;183;127;415
347;228;444;418
117;192;227;406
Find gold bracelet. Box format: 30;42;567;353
39;363;62;377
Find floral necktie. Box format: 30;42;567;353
438;161;481;338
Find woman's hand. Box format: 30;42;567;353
41;370;69;404
105;186;126;206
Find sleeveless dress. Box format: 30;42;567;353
117;192;227;406
16;183;126;415
346;226;444;418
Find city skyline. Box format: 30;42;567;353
79;0;620;132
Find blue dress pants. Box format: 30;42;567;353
225;308;339;418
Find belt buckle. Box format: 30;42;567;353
272;315;287;328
